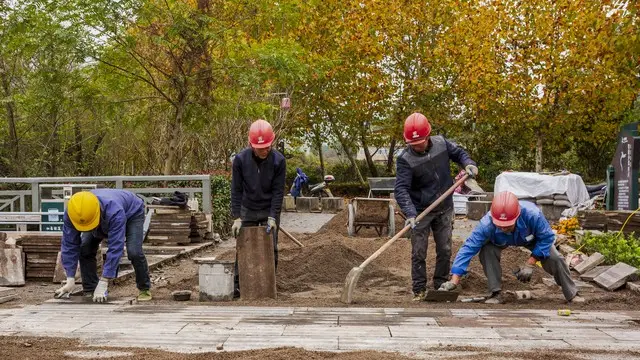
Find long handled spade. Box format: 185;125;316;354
341;173;470;304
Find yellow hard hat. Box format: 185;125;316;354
67;192;100;231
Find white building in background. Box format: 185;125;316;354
356;147;402;163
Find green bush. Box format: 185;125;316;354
211;175;232;235
582;231;640;269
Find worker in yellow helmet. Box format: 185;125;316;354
54;190;151;302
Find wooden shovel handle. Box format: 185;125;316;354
359;174;470;269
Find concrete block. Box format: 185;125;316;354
0;248;24;286
321;197;344;213
626;281;640;294
283;196;296;212
295;197;321;213
466;201;491;220
0;294;17;304
580;266;611;282
593;262;638;291
558;244;576;256
574;252;605;274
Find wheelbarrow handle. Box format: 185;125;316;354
359;173;470;269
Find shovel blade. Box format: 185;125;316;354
341;266;364;304
424;290;459;302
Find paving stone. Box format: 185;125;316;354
600;329;640;341
593;262;638;291
223;335;338;351
563;339;640;351
389;326;501;339
436;317;538;328
580;266;611;281
179;322;285;336
282;324;390;337
495;327;613;340
574;252;605;274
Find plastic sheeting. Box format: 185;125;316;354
494;172;590;206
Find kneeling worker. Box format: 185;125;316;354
54;189;152;302
439;191;584;304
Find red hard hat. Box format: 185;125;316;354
403;113;431;145
248;119;275;149
491;191;521;227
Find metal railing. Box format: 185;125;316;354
0;175;212;214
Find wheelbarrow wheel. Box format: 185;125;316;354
347;203;355;237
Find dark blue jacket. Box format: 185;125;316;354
394;135;475;218
61;189;145;279
231;148;286;219
451;201;555;276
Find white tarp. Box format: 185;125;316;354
494;172;590;206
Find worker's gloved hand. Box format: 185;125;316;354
405;217;416;229
465;164;479;178
93;278;109;303
514;263;534;283
266;217;277;234
231;218;242;238
54;277;76;299
438;281;458;292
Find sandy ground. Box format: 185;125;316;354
2;336;640;360
3;210;639;310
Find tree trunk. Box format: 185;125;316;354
163;102;185;175
316;137;325;177
535;129;543;173
333;127;365;185
360;132;378;177
48;110;59;177
0;66;20;174
386;138;397;174
74;118;83;174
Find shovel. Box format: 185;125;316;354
341;173;470;304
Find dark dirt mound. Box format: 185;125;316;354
277;239;405;293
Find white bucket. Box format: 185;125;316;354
197;259;235;301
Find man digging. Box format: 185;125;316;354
54;190;152;302
394;112;478;301
439;191;585;304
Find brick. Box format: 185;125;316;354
593;263;638;291
574;252;605;274
580;266;611;282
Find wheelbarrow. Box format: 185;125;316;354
347;198;395;237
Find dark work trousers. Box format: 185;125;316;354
233;206;280;294
410;208;454;294
479;242;578;300
79;210;151;293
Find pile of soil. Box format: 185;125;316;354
277;239;405;293
0;336;416;360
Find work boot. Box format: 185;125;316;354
412;291;426;301
137;290;152;302
484;291;503;304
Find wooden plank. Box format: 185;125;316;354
593;262;638;291
0;248;25;286
580;266;611;281
237;226;276;300
574;252;605;274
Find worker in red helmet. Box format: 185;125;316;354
440;191;585;304
395;112;478;301
230;119;286;298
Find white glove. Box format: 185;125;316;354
405;217;416;229
465;164;478;178
93;278;109;303
266;217;277;234
54;277;76;299
231;218;242;238
438;281;458;291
